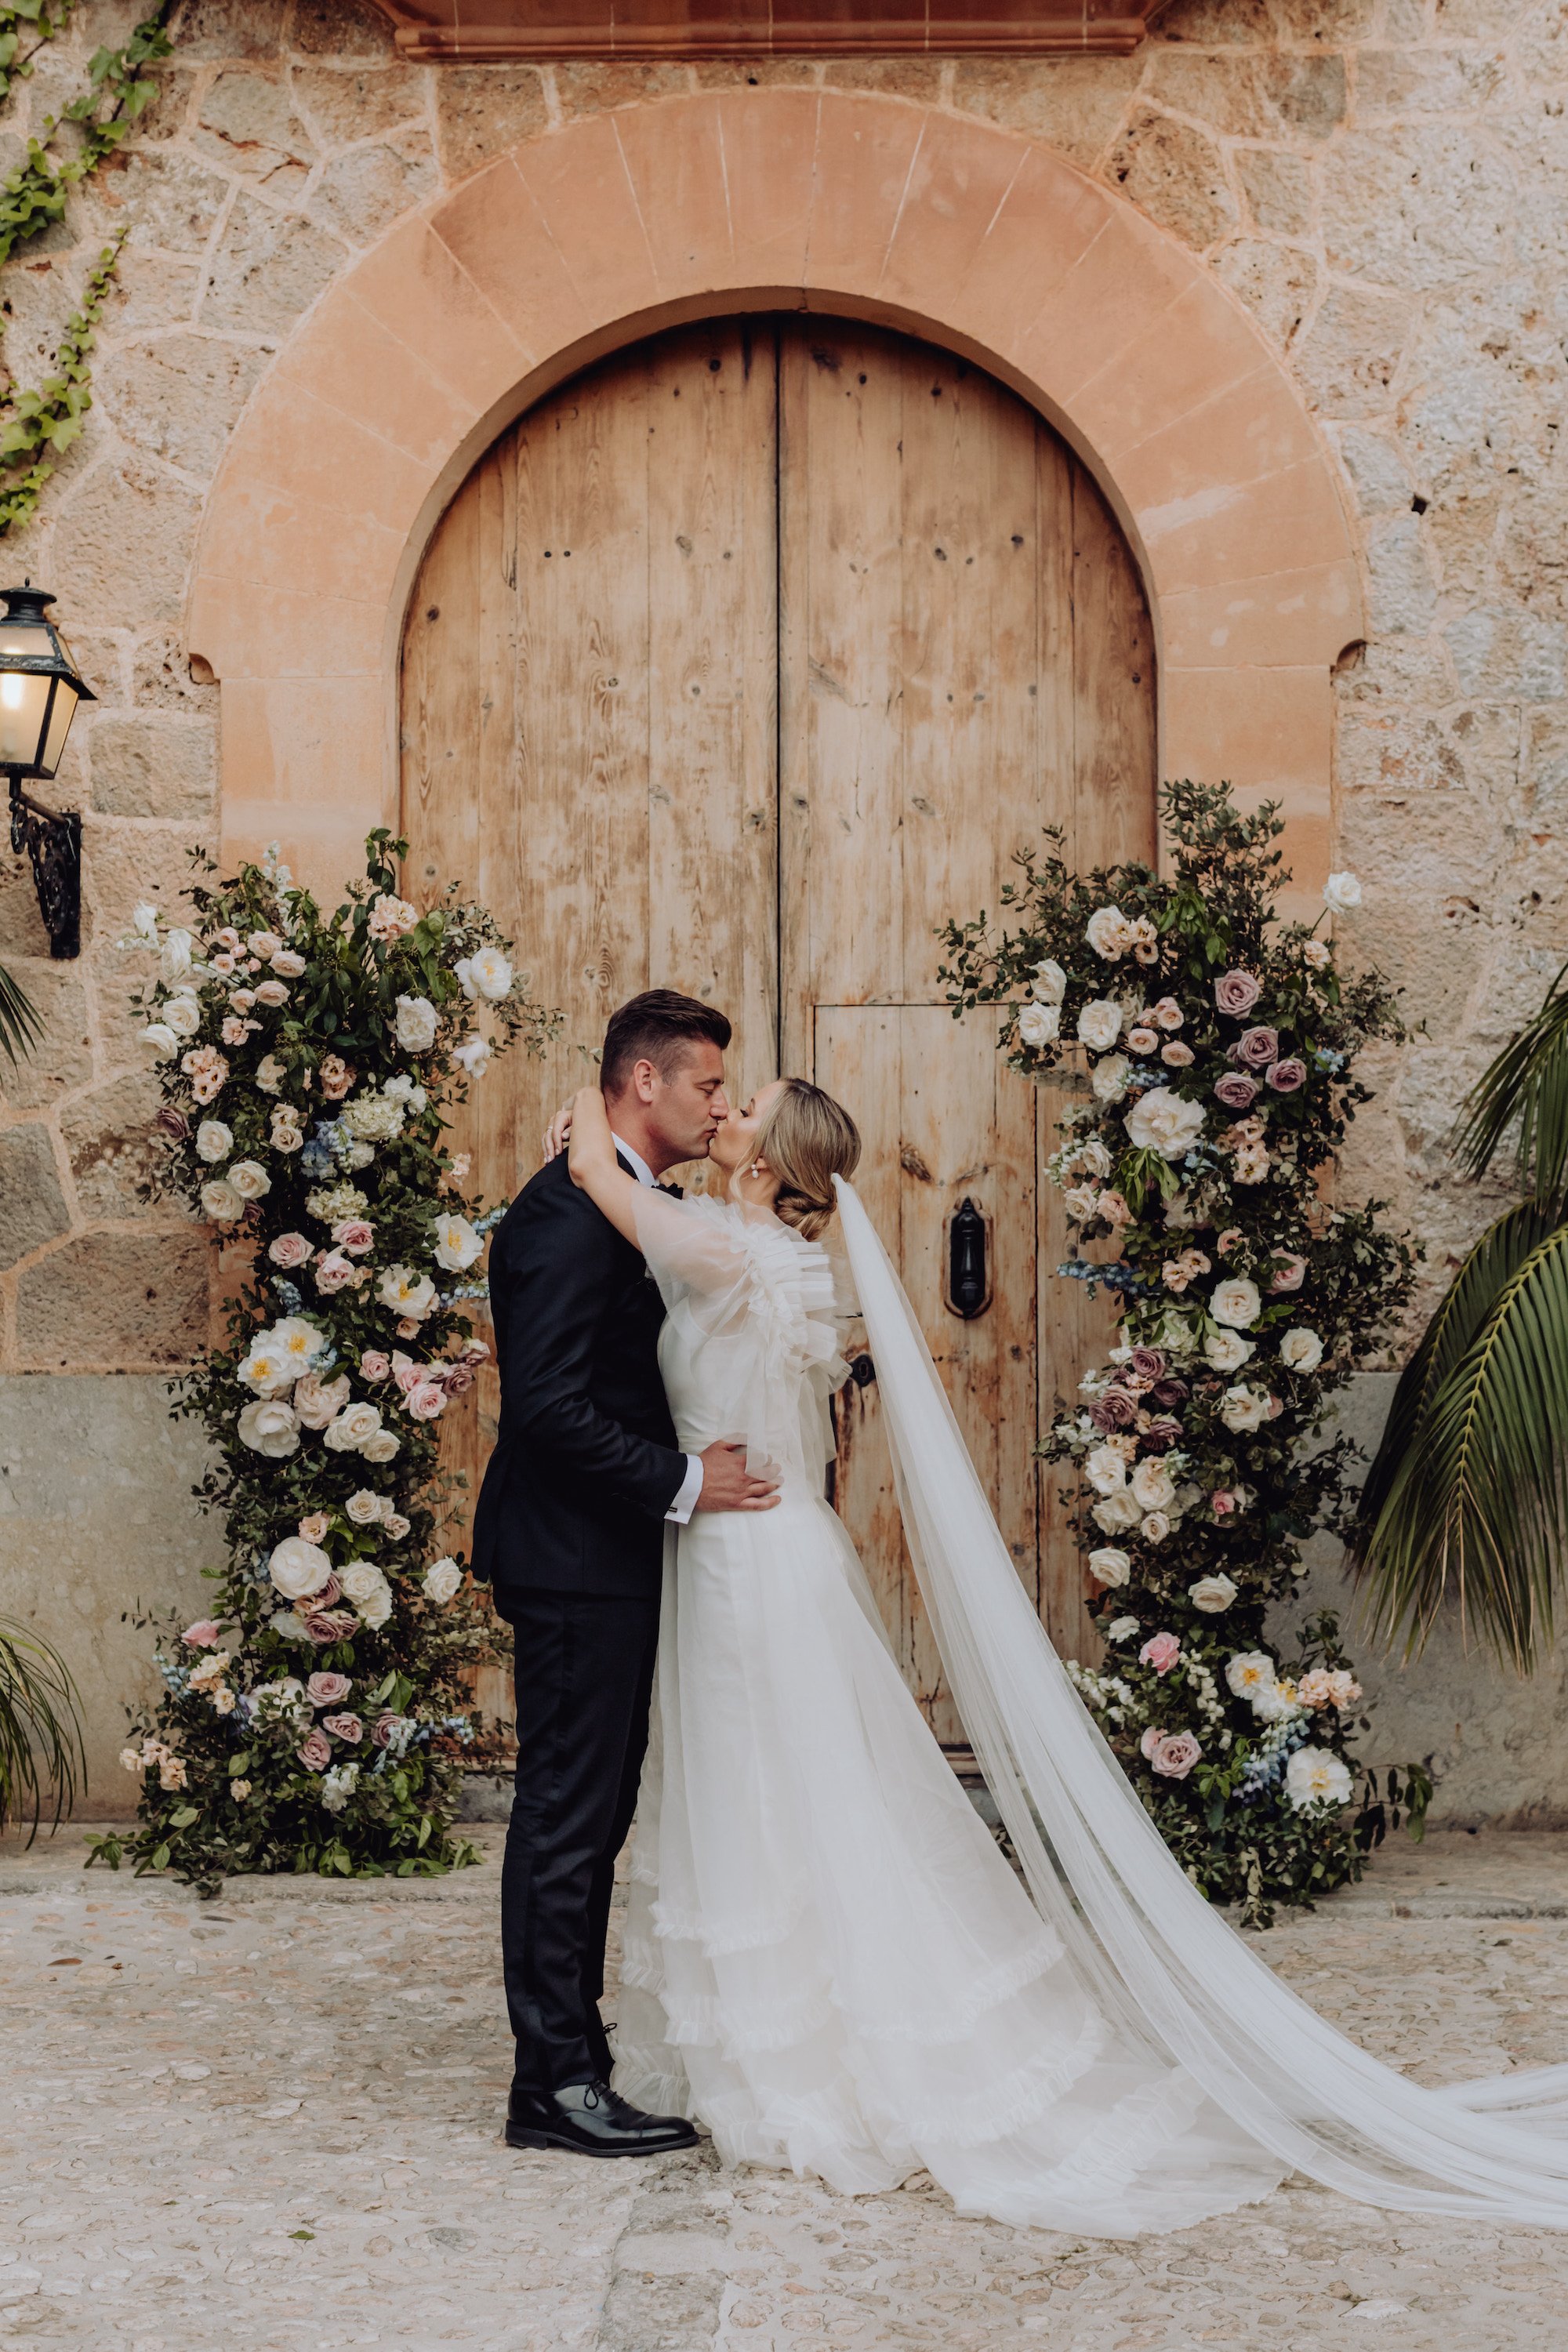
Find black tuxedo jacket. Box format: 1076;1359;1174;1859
470;1151;688;1611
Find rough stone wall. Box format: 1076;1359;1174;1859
1;0;1563;1814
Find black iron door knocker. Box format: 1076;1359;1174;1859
946;1196;990;1319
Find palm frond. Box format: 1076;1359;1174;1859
0;1618;86;1843
1454;958;1568;1201
0;960;42;1067
1354;1222;1568;1673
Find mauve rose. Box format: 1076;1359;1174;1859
322;1711;364;1744
406;1380;447;1421
155;1106;190;1141
1139;1631;1181;1676
1149;1378;1189;1409
268;1231;314;1270
1236;1025;1279;1068
314;1573;343;1608
1141;1417;1183;1452
1214;971;1262;1017
1089;1389;1140;1432
1266;1058;1307;1092
1149;1731;1202;1780
372;1710;408;1748
1270;1254;1308;1293
307;1671;352;1707
1214;1072;1258;1112
303;1608;358;1644
359;1349;391;1382
298;1728;332;1771
1128;1348;1167;1382
183;1619;223;1647
441;1361;475;1396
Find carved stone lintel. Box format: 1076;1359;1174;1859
365;2;1163;60
9;776;81;960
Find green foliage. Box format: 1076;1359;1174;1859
0;953;42;1061
0;1613;85;1840
0;5;176;534
942;779;1425;1926
1356;959;1568;1671
92;835;555;1893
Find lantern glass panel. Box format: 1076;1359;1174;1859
39;677;81;779
0;664;51;768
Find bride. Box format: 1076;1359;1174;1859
561;1075;1568;2236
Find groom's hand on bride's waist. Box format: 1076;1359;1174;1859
693;1440;781;1512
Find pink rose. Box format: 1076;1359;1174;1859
210;951;237;975
1214;971;1262;1017
314;1250;358;1294
1216;1228;1243;1256
268;1232;314;1269
406;1381;447;1421
215;927;242;953
359;1350;391;1382
322;1711;364;1744
1139;1632;1181;1676
297;1728;332;1772
1139;1726;1165;1761
333;1219;375;1257
182;1619;223;1648
1210;1490;1237;1517
1269;1254;1307;1293
1161;1040;1195;1068
1236;1025;1279;1069
1099;1190;1133;1229
1214;1073;1258;1112
1151;998;1184;1032
372;1710;408;1748
1126;1026;1158;1055
390;1353;421;1396
318;1054;355;1101
307;1671;352;1707
298;1512;331;1544
1149;1731;1202;1779
1266;1058;1307;1093
221;1016;254;1046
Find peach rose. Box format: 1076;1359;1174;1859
298;1512;331;1544
318;1054;355;1101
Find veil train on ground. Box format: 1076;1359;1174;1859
832;1173;1568;2227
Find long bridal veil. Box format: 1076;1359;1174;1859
833;1174;1568;2226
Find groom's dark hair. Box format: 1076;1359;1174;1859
601;989;732;1098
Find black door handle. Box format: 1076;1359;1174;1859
948;1196;989;1319
849;1352;875;1388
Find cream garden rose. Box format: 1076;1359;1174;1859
267;1537;333;1602
423;1557;463;1604
1076;998;1123;1052
1279;1327;1324;1373
1210;1276;1261;1329
1123;1087;1205;1160
1017;1001;1059;1050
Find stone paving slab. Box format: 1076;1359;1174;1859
2;1828;1566;2350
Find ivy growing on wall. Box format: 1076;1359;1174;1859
0;2;176;536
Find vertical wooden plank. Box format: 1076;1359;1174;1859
1071;463;1158;873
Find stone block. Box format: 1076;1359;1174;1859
1294;283;1414;419
1323;128;1514;292
0;851;51;960
1146;51;1347;141
1445;608;1568;703
171;0;285;59
1106;110;1239;252
1354;44;1505;117
98;335;269;483
89;717;219;821
16;1229;209;1370
1331;426;1414;518
201;191;347;339
1211;236;1319;351
822;58;949;103
52;459;201;631
1152;0;1275;41
96;145;231;256
192;68;318;198
290;0;397;56
1364;513;1439;635
60;1072;172;1221
100;245;201;337
310;132;441;249
1236;147;1314;237
0;963;92;1115
0;1125;71;1272
553;64;691;122
292;65;428;147
433;66;548;182
133;635;222;712
949;57;1143;170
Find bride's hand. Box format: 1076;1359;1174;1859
565;1085;615;1188
541;1100;575;1162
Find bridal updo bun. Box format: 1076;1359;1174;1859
747;1079;861;1242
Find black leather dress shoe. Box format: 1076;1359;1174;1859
504;2078;699;2158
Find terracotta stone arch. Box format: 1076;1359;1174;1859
187;88;1362;902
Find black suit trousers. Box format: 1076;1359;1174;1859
501;1588;662;2094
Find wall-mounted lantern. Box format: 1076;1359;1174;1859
1;585;95;959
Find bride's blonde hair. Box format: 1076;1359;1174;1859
739;1079;862;1241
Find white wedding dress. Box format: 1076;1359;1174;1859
612;1181;1568;2235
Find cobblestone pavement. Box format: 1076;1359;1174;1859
3;1828;1567;2351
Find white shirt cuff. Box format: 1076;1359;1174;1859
666;1454;704;1525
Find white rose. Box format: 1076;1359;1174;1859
1091;1053;1132;1102
1323;872;1362;915
270;949;307;978
1092;1490;1144;1534
1063;1184;1100;1221
1124;1087;1206;1161
162;991;202;1039
1225;1652;1276;1701
361;1428;401;1464
1203;1327;1254;1373
227;1159;272;1201
339;1561;392;1628
1018;1001;1060;1050
236;1398;300;1457
255;1054;286;1094
201;1178;245;1224
252;1675;307;1722
271;1316;326;1370
1286;1746;1354;1811
1210;1277;1261;1330
1087;1546;1131;1587
455;946;513;1002
452;1033;492;1080
1086;905;1131;960
140;1022;180;1060
194;1120;232;1165
1189;1573;1238;1613
132;900;161;942
1081;1138;1112;1179
377;1265;438;1319
324;1402;383;1454
237;1337;295;1396
1220;1384;1271;1432
159;927;194;981
394;994;439;1052
1105;1615;1141;1642
1076;998;1123;1052
1279;1327;1324;1373
346;1490;386;1526
423;1557;463;1604
1138;1510;1171;1544
432;1214;483;1273
1084;1443;1128;1496
1254;1679;1305;1724
1032;958;1067;1004
267;1536;333;1601
1130;1457;1175;1512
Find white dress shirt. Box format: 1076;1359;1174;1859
612;1134;704;1525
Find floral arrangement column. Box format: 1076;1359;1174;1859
94;833;552;1888
942;783;1426;1924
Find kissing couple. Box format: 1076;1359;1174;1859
471;989;1568;2236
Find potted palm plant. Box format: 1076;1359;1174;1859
1355;960;1568;1670
0;1621;85;1843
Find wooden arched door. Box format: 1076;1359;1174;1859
402;317;1155;1744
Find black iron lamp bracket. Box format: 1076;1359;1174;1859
9;773;81;959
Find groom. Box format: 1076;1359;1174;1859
473;989;781;2158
